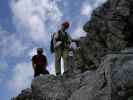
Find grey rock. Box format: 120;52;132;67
31;71;96;100
11;88;34;100
31;75;68;100
69;51;133;100
14;50;133;100
82;0;133;69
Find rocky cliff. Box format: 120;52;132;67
12;0;133;100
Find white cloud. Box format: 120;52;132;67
81;0;107;17
0;27;28;58
72;23;87;39
11;0;63;46
7;62;33;93
1;37;27;57
61;58;64;74
49;60;55;75
28;48;37;58
81;5;93;16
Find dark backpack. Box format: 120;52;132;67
50;34;55;53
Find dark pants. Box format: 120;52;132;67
34;66;49;78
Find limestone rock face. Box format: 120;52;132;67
69;50;133;100
31;71;96;100
12;71;97;100
82;0;133;68
11;88;33;100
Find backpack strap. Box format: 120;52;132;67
58;30;63;41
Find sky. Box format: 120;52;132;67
0;0;107;99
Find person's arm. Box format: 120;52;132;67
43;55;48;67
32;62;36;70
32;56;36;70
45;56;48;67
53;32;62;49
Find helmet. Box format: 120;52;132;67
37;48;43;53
62;21;70;28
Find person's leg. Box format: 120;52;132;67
34;68;39;78
43;69;49;75
62;49;69;73
34;71;37;78
55;49;62;75
41;67;49;75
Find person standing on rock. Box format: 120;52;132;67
32;48;49;77
50;21;72;76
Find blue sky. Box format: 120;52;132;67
0;0;106;99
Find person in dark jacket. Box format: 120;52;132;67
32;48;49;77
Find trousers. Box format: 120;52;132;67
55;48;70;75
34;66;49;77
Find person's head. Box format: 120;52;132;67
61;21;70;31
37;48;43;55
